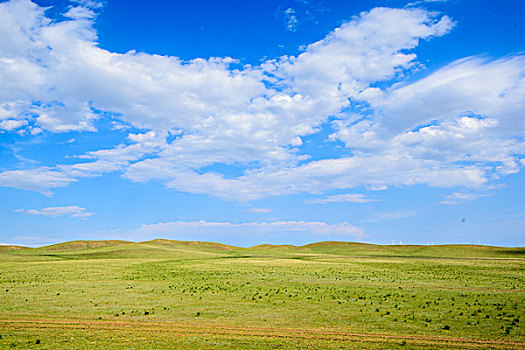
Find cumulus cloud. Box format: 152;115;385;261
0;0;523;202
330;56;525;191
16;206;93;218
0;119;27;131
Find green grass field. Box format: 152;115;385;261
0;240;523;349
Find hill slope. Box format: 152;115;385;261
2;239;524;260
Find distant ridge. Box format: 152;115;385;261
0;245;29;252
1;239;523;260
143;239;238;251
37;240;132;251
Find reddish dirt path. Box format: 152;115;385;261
1;318;523;349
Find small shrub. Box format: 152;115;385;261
442;325;450;330
36;339;40;344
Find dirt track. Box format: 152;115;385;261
1;318;524;349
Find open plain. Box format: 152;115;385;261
0;240;523;349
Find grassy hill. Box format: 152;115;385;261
304;241;525;258
35;240;132;251
0;245;29;252
4;239;524;260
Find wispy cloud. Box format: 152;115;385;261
439;192;488;205
366;210;418;222
246;207;273;213
276;0;330;32
306;193;380;204
136;220;365;239
70;0;104;10
0;167;77;196
15;206;93;218
406;0;455;6
282;8;299;32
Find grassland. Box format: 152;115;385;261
0;240;523;349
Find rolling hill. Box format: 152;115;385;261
2;239;523;260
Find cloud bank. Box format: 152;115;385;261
15;206;93;218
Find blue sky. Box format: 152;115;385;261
0;0;524;247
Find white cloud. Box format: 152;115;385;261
354;56;525;138
0;119;27;131
0;167;77;196
64;6;96;20
282;8;299;32
0;1;523;202
246;207;273;213
0;1;454;139
330;56;525;193
16;205;93;218
439;191;488;205
306;193;380;204
366;210;418;221
407;0;454;6
70;0;104;9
